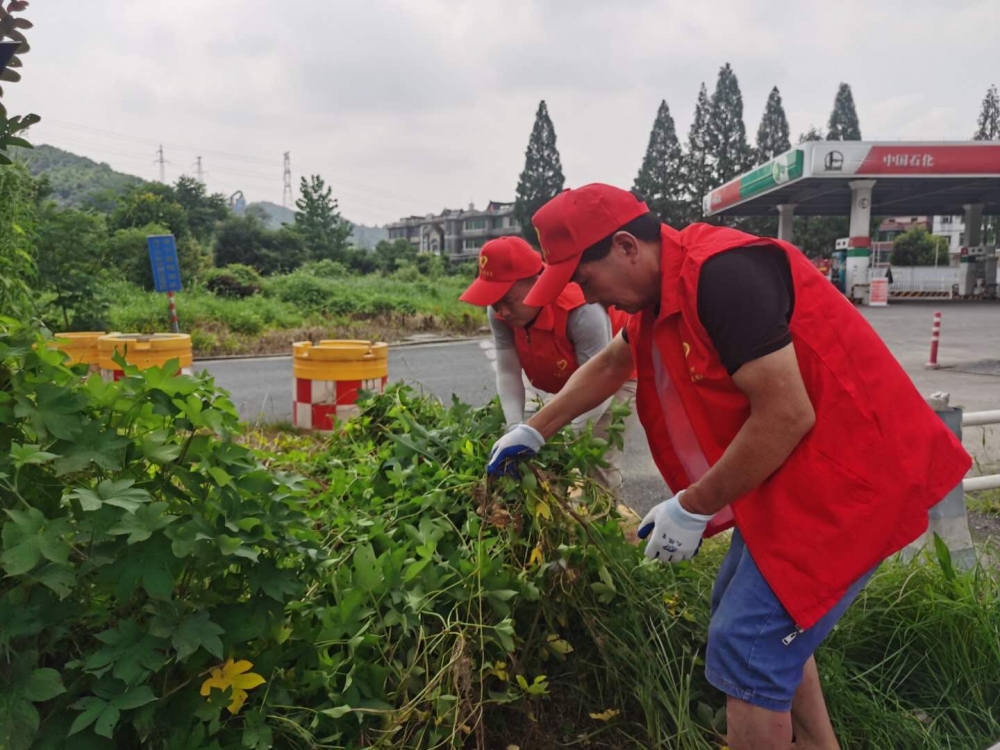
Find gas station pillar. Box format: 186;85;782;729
963;203;983;247
845;180;876;300
776;204;795;242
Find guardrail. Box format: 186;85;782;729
962;410;1000;493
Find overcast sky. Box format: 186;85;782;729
17;0;1000;226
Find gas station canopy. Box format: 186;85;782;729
703;141;1000;218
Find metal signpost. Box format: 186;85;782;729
146;235;183;333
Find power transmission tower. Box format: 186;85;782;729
195;156;204;184
155;145;168;183
282;151;293;208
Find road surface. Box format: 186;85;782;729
202;303;1000;517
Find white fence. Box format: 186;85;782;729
962;410;1000;493
868;267;960;296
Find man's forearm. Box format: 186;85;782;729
527;342;632;439
682;411;812;515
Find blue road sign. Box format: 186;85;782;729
147;234;183;293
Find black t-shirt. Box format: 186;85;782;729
697;245;794;375
622;245;794;375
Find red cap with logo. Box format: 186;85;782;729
459;236;544;307
524;184;649;307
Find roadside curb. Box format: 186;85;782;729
194;335;489;363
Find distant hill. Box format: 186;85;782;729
22;143;390;248
238;200;389;249
19;144;148;208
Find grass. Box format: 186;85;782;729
99;272;486;357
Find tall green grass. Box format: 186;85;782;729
99;272;485;356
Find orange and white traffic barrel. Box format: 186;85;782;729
98;333;193;381
47;332;106;373
292;340;388;432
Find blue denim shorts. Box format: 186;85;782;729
706;530;875;712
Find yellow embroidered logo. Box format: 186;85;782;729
479;254;488;269
556;359;568;371
682;341;691;358
534;225;548;261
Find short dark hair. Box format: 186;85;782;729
578;211;662;264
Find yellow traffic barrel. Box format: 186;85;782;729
98;333;193;381
292;339;388;431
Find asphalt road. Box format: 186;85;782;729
201;302;1000;518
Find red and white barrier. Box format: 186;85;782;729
293;375;388;431
925;311;942;370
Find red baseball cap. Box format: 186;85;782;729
459;236;544;307
524;184;649;307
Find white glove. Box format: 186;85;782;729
486;423;545;477
636;491;714;563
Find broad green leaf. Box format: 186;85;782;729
2;508;70;575
94;702;121;738
9;442;58;468
208;466;232;487
353;543;382;592
217;535;244;556
31;563;75;598
70;478;151;513
53;421;130;475
84;620;166;686
68;697;107;736
109;502;177;544
23;668;66;702
172;611;224;661
112;684;157;711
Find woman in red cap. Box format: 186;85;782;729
485;184;970;750
460;235;637;497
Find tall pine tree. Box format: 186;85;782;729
633;100;685;226
973;84;1000;244
755;86;791;162
513;100;565;245
974;84;1000;140
827;83;862;140
294;175;352;262
705;63;754;188
684;83;713;222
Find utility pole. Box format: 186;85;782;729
282;151;293;208
195;156;204;184
155;145;168;183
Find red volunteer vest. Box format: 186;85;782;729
514;284;587;393
627;225;970;629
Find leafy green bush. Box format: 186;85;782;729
2;326;999;748
298;259;348;279
0;323;326;748
204;264;263;299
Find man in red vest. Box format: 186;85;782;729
460;235;636;497
486;184;970;749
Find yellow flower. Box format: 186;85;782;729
200;658;266;715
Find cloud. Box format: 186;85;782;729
17;0;1000;225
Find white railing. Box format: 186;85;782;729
962;410;1000;493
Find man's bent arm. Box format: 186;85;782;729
526;334;634;440
681;343;815;516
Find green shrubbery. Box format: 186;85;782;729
99;269;483;356
204;264;264;299
1;323;999;748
